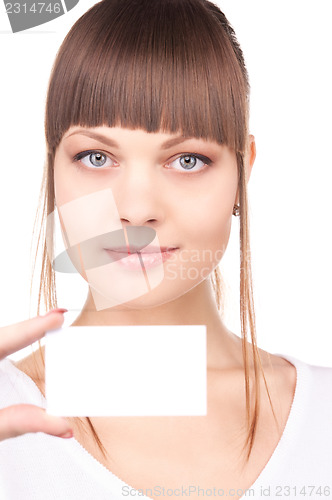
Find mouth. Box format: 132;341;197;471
103;246;179;270
104;245;178;254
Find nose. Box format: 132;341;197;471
121;216;157;226
115;163;164;227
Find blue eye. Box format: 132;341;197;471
73;150;212;173
168;154;212;173
73;150;114;168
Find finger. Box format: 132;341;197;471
0;404;73;441
0;309;67;360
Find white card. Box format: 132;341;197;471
45;325;207;416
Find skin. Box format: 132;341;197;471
50;127;295;498
53;125;257;370
11;126;297;499
8;127;296;499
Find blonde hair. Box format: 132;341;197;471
31;0;279;466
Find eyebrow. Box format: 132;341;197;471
65;130;196;150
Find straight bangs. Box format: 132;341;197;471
45;0;250;156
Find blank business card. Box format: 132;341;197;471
45;325;207;416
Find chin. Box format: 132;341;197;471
90;276;203;312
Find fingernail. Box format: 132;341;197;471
43;308;68;317
59;429;73;439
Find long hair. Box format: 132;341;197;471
31;0;279;466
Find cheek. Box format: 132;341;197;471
191;206;232;269
169;174;237;273
53;153;99;206
53;155;122;250
179;180;236;242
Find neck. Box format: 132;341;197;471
72;278;243;370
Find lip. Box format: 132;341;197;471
104;247;178;270
104;246;177;254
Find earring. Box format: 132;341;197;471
232;204;240;216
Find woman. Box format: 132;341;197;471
1;0;331;499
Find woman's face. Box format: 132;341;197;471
53;126;254;310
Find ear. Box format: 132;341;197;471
246;134;256;181
234;134;256;206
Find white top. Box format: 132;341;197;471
0;353;332;500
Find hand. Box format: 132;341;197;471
0;310;73;441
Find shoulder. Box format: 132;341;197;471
249;348;298;401
259;350;332;400
269;350;332;390
255;351;332;444
0;358;24;407
257;350;298;421
0;357;18;383
301;359;332;407
13;350;45;388
307;361;332;381
0;356;45;407
268;352;332;418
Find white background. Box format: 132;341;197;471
0;1;331;365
